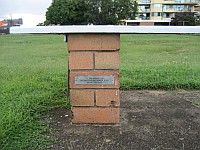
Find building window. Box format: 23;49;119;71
139;6;150;11
139;13;150;20
152;4;162;8
152;12;161;16
163;5;171;10
173;5;184;11
163;13;170;18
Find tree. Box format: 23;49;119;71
171;12;196;26
88;0;138;25
45;0;138;25
45;0;90;25
116;0;138;20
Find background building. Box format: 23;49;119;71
122;0;199;26
0;18;23;34
137;0;198;20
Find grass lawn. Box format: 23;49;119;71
0;34;200;149
120;34;200;90
0;34;69;149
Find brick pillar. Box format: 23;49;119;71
68;34;120;124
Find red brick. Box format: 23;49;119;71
140;22;154;26
68;34;120;50
70;90;94;106
69;71;120;89
72;107;120;124
96;90;120;107
95;52;120;69
69;52;93;70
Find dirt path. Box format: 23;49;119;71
45;90;200;150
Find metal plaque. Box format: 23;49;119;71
75;76;114;85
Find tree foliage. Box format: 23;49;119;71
45;0;138;25
45;0;90;25
171;12;196;26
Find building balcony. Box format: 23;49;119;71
163;17;172;20
138;8;151;12
163;0;198;4
138;0;151;4
163;8;196;12
151;16;162;20
138;17;151;20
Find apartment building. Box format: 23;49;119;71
137;0;199;20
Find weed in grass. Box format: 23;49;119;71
193;99;200;107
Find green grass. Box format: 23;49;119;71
0;34;69;149
120;34;200;90
0;34;200;149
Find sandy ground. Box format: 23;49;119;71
45;90;200;150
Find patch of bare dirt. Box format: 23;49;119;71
45;90;200;150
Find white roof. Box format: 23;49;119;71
124;20;171;23
10;25;200;34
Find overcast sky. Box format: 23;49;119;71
0;0;52;26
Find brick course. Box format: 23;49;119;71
95;52;120;70
69;52;94;70
70;90;94;106
68;34;120;50
96;90;120;107
72;107;120;124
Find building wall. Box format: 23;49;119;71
195;4;200;18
